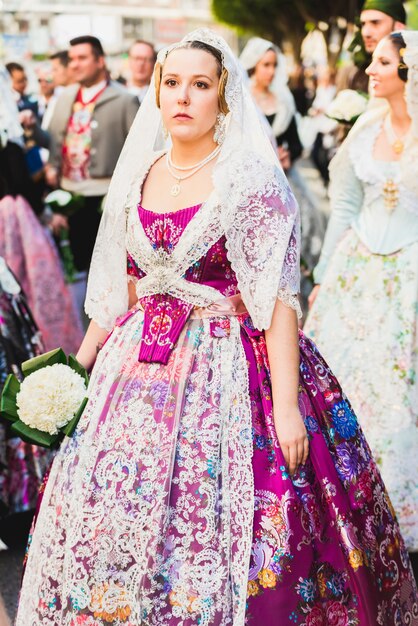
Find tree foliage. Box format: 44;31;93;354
212;0;364;49
406;0;418;28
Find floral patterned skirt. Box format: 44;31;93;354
0;194;83;354
305;230;418;552
16;306;417;625
0;271;51;517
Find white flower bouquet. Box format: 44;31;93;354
0;348;88;448
326;89;368;125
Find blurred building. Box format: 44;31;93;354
0;0;237;61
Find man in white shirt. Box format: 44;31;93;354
127;40;156;103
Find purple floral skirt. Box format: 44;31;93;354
16;308;418;625
241;320;417;625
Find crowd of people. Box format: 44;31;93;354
0;0;417;622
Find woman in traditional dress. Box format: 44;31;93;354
239;37;325;290
0;67;77;547
0;257;51;546
305;32;418;574
0;65;83;355
16;30;417;625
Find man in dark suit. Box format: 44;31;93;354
5;62;49;203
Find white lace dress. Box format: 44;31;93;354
305;121;418;552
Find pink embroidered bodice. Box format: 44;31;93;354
127;204;239;363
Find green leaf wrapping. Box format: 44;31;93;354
62;397;88;437
0;374;21;422
21;348;67;377
0;349;89;448
68;354;89;387
11;420;61;448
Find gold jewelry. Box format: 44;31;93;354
384;115;407;155
383;178;399;212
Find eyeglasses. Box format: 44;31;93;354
38;78;54;83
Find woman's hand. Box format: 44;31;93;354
76;320;109;372
278;145;291;171
265;300;306;476
19;109;36;129
308;284;320;309
274;406;309;476
50;213;69;236
45;164;59;188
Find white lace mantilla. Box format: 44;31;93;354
125;160;225;308
124;150;301;328
85;27;302;331
218;152;301;324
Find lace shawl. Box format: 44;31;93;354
347;121;418;214
329;107;418;215
329;31;418;207
239;37;296;137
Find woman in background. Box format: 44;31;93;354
0;65;82;547
240;38;325;308
0;256;49;547
305;32;418;575
0;65;83;355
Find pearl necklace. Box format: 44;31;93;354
384;115;408;155
166;145;221;196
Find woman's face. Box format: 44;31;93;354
366;38;405;99
253;49;278;89
159;48;220;144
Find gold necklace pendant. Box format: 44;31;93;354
384;115;406;155
383;178;399;212
392;139;404;155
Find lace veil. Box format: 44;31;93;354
239;37;296;137
85;28;300;330
329;30;418;204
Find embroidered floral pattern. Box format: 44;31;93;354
17;313;254;625
17;212;417;626
126;207;240;364
305;231;418;551
242;324;417;624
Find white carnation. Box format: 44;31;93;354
16;363;87;435
326;89;368;122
